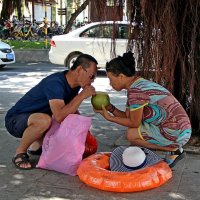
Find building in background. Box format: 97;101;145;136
25;0;57;23
28;0;89;26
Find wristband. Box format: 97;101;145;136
109;104;116;113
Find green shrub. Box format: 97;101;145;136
1;40;50;49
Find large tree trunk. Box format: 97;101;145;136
1;0;13;20
124;0;200;139
64;0;90;34
1;0;27;21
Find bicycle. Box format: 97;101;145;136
11;24;39;41
0;26;11;39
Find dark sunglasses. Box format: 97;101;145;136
82;67;96;80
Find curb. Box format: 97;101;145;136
14;49;49;63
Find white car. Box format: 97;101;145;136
0;41;15;69
49;21;136;68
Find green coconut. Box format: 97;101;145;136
91;92;110;110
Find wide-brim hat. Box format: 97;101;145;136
110;146;163;172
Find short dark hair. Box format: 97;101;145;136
106;51;135;77
71;54;98;70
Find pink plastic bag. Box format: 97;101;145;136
37;114;92;176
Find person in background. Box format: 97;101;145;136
5;19;11;29
5;54;98;170
95;51;191;168
12;15;19;26
31;19;38;33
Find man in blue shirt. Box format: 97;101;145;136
5;54;98;170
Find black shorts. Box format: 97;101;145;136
5;113;31;138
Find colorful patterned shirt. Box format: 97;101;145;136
127;78;191;147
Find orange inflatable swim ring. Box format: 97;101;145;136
77;152;172;192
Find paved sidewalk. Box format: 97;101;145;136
1;73;200;200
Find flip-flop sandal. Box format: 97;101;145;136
164;149;185;168
12;153;33;170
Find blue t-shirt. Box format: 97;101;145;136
6;70;80;117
